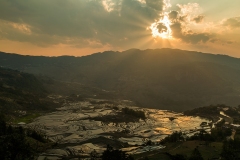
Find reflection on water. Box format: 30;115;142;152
30;100;211;159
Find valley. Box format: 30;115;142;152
1;49;240;159
1;0;240;158
2;49;240;111
28;97;211;160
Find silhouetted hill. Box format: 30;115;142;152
0;67;45;93
1;49;240;111
0;67;57;118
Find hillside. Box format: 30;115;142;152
1;49;240;111
0;67;58;120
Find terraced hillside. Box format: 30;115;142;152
1;49;240;110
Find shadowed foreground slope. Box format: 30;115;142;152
0;67;58;119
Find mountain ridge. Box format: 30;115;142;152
1;48;240;111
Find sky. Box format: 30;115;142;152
0;0;240;57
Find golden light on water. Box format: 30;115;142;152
150;15;172;39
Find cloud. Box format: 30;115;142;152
157;23;168;33
145;0;164;11
0;0;237;52
0;20;63;47
223;17;240;28
164;3;211;44
168;11;178;20
177;3;201;17
102;0;118;12
170;19;211;44
176;3;203;25
192;15;204;23
0;0;167;48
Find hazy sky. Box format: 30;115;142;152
0;0;240;57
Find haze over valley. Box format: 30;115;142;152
1;53;240;159
1;0;240;159
1;49;240;111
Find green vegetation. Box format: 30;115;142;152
122;107;146;120
0;67;59;122
102;145;134;160
2;49;240;111
2;52;240;159
187;129;214;143
139;104;240;160
160;131;184;144
222;139;240;159
184;105;223;116
188;148;203;160
0;118;50;160
211;127;232;141
13;113;41;124
166;153;186;160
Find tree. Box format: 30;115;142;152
0;133;33;160
160;131;184;144
0;119;48;160
90;149;98;160
102;145;134;160
0;119;7;135
189;148;203;160
221;139;240;160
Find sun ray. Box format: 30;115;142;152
149;15;172;39
149;0;173;39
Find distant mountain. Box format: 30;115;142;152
1;48;240;111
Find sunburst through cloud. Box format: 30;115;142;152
1;0;240;159
0;0;240;57
149;0;172;39
149;15;172;39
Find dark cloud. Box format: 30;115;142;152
192;15;204;23
223;17;240;28
227;41;234;44
157;23;168;33
166;7;212;44
0;0;165;48
168;11;178;20
178;15;187;22
145;0;164;11
170;21;211;44
185;33;210;43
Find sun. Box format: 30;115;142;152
150;15;172;39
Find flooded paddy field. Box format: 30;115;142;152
30;99;211;159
